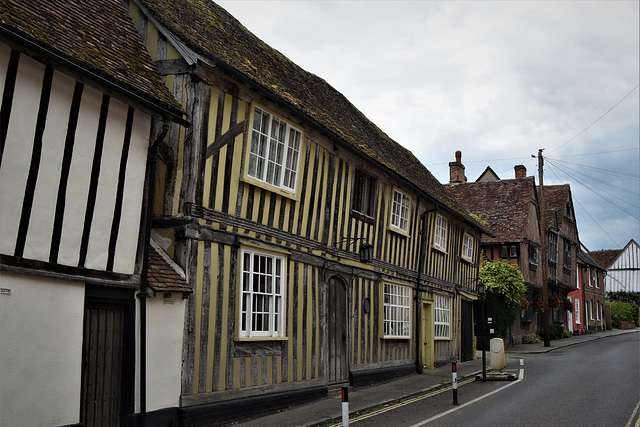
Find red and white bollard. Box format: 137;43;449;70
341;386;349;426
452;360;459;405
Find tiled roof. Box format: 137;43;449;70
541;184;570;229
0;0;183;118
589;249;621;269
577;250;604;270
148;241;191;293
445;177;537;243
138;0;480;227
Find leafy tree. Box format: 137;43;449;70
608;291;640;306
479;258;527;338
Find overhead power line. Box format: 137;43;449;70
551;147;639;158
548;83;640;154
547;163;622;248
545;157;639;220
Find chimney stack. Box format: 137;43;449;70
515;165;526;179
449;150;467;184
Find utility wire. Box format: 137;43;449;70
546;158;639;209
546;165;621;248
546;158;640;197
547;158;639;180
548;83;640;154
551;147;639;158
545;158;639;220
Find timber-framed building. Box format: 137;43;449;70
125;0;488;423
0;1;190;426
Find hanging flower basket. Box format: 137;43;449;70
549;297;561;309
565;299;574;312
534;297;544;311
521;296;529;311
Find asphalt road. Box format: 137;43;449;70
349;332;640;427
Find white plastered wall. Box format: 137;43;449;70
0;272;85;427
135;293;187;412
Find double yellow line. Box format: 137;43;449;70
327;377;476;426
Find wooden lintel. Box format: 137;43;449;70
155;59;191;76
0;255;138;287
177;224;237;246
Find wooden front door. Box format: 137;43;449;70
327;277;348;383
461;300;474;362
421;301;434;369
81;300;131;426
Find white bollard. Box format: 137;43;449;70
489;338;506;371
342;386;349;426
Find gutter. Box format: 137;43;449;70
138;121;170;426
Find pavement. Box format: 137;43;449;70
231;328;638;427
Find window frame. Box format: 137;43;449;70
462;233;474;262
563;239;572;270
575;298;581;324
433;214;448;251
528;242;539;266
500;244;518;259
547;232;558;263
389;189;411;234
239;247;287;339
434;294;451;340
247;106;302;193
352;169;378;218
382;283;411;339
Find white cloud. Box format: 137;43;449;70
218;0;639;251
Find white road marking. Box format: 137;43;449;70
408;363;524;427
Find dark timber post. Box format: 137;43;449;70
538;149;551;347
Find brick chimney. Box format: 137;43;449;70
514;165;527;179
449;150;467;184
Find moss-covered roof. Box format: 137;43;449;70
0;0;183;118
446;177;538;244
139;0;480;226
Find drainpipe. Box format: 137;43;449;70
416;205;436;373
139;120;170;426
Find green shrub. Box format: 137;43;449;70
562;329;573;338
522;333;542;344
610;302;639;326
549;323;565;340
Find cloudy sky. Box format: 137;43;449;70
218;0;639;252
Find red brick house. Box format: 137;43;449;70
568;249;606;333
